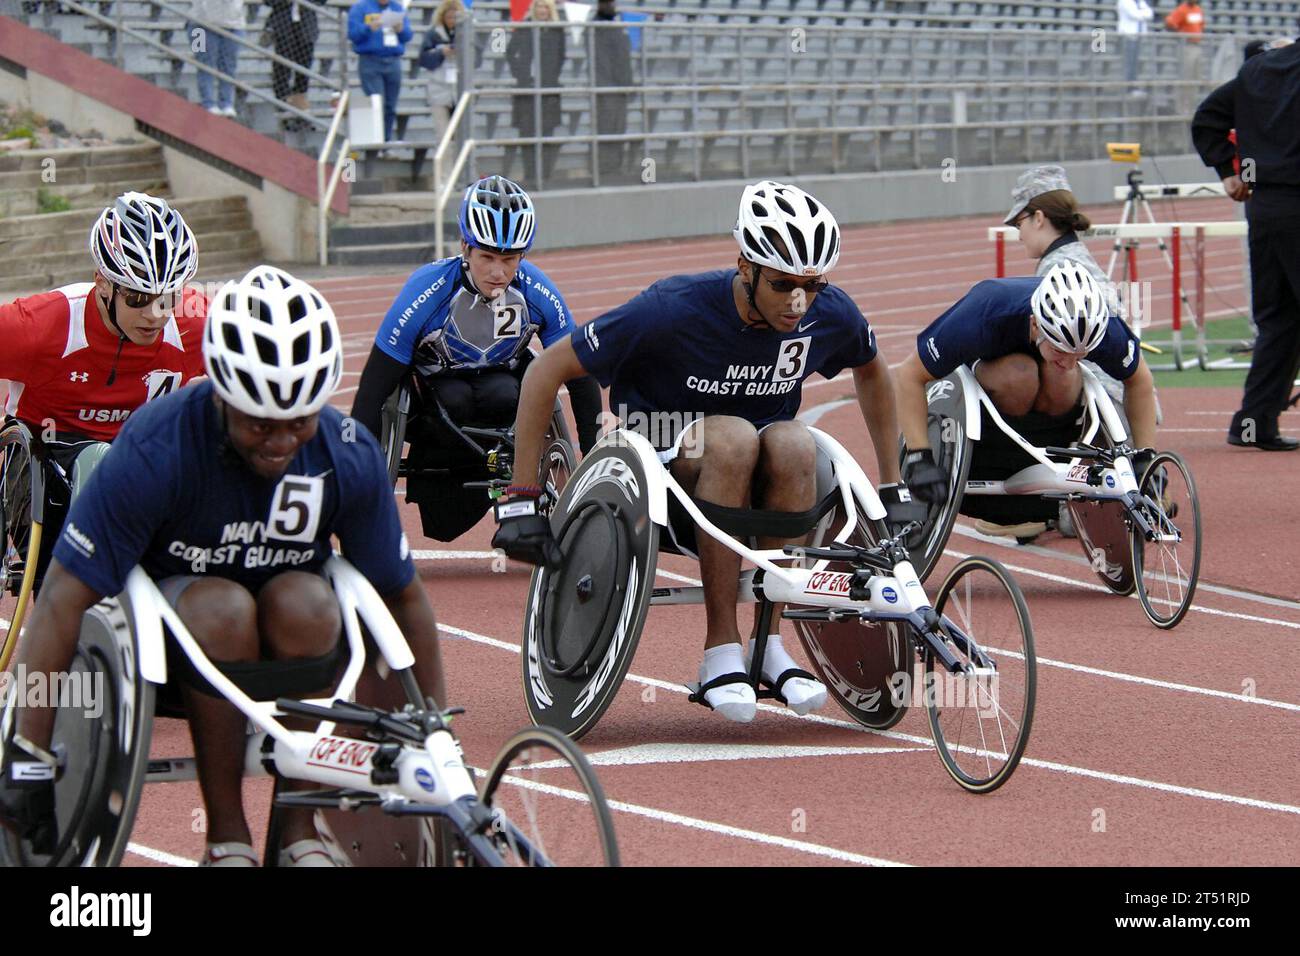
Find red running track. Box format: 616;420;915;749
125;197;1300;867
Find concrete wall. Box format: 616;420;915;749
1;63;316;261
532;155;1215;251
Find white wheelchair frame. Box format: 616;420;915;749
524;426;1038;792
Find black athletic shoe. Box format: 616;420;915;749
1227;433;1300;451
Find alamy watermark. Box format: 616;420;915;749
0;666;103;719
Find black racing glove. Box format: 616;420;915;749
877;482;928;533
1128;447;1158;479
902;448;948;505
0;739;62;856
491;493;563;569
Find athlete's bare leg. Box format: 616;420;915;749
668;416;759;650
749;421;817;639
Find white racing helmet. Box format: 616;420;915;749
89;191;198;294
733;180;841;276
203;266;343;419
1031;262;1109;354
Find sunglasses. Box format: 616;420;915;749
760;271;829;295
116;285;176;311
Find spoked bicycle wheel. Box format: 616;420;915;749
1129;451;1201;629
475;726;619;867
925;556;1035;793
1;423;39;672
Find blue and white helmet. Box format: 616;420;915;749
458;175;536;253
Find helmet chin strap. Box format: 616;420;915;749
101;286;130;387
739;262;778;331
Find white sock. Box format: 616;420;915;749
699;642;755;723
752;634;827;716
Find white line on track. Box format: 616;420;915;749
125;842;199;867
436;624;1300;819
943;546;1300;631
494;771;910;866
949;524;1300;614
538;741;931;767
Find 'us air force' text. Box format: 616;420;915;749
686;364;800;397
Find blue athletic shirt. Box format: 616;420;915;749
570;270;877;448
374;257;571;372
52;382;414;599
917;277;1141;381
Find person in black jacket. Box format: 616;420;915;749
591;0;633;181
264;0;320;131
506;0;567;185
1192;41;1300;451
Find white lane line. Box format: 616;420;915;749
943;547;1300;631
539;741;930;767
656;569;703;585
437;622;1300;818
799;397;856;426
494;772;909;866
125;842;198;867
986;645;1300;713
949;524;1300;614
413;550;497;560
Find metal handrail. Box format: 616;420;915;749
433;136;477;262
46;0;330;130
432;91;473;196
317;89;350;267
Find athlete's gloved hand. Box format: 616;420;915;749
877;482;928;533
902;449;948;505
0;740;61;856
1128;447;1158;479
491;490;562;568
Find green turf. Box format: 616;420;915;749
1145;315;1254;389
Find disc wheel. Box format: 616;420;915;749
1130;452;1201;629
900;377;973;581
1067;497;1136;595
522;443;657;740
1;598;155;866
470;726;619;867
0;423;39;672
925;556;1035;793
793;495;911;730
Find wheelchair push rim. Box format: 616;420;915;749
925;556;1035;794
464;725;620;867
1129;451;1202;630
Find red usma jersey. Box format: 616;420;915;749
0;282;208;441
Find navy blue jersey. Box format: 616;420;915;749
571;270;877;447
374;257;571;371
53;382;414;599
917;277;1141;381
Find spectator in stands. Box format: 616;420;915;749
1165;1;1206;114
419;0;467;144
191;0;247;118
506;0;567;185
348;0;413;144
591;0;633;182
1116;0;1155;96
264;0;320;132
1192;40;1300;451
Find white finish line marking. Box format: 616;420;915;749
125;842;199;867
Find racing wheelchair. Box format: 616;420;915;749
519;426;1037;794
902;365;1202;629
1;419;110;673
379;371;576;535
0;555;620;867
